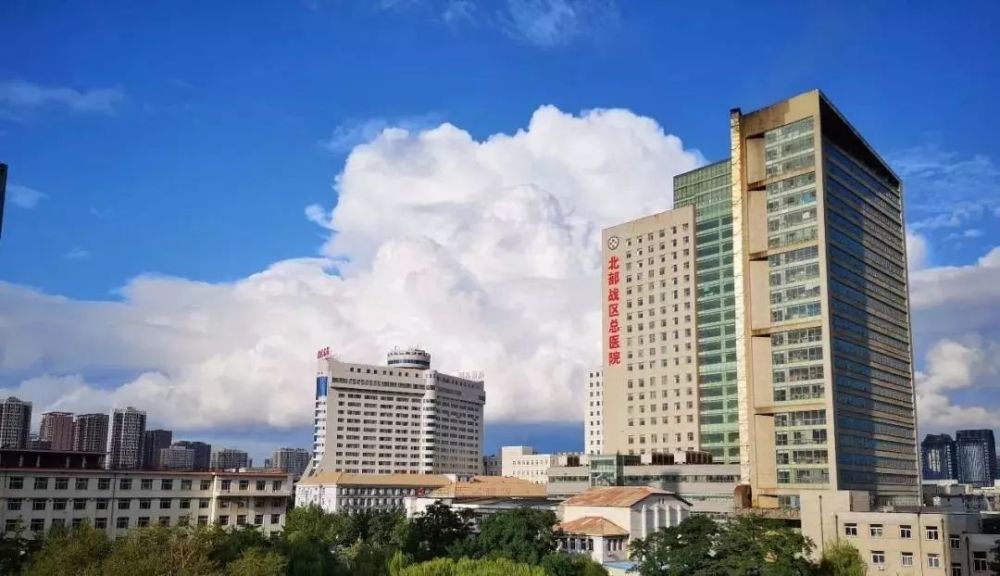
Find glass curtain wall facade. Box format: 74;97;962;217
730;91;919;509
675;161;739;464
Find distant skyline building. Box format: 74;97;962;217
174;440;212;470
921;434;958;481
73;413;110;453
142;429;173;470
212;448;250;470
0;397;32;449
108;407;146;470
271;447;310;477
585;369;604;455
310;347;485;477
956;429;997;487
39;411;75;451
159;445;196;470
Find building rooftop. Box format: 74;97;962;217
429;476;547;499
558;516;628;537
562;486;688;508
299;471;453;488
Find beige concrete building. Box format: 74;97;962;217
729;91;918;508
585;369;604;455
310;348;485;478
296;471;453;514
801;490;996;576
501;446;555;484
404;475;552;519
602;208;701;457
0;468;292;538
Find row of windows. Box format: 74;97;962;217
5;496;282;511
4;513;283;534
6;477;282;492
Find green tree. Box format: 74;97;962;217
207;525;273;566
279;529;340;576
395;556;548;576
630;514;722;576
467;509;561;565
815;540;866;576
24;523;111;576
224;547;287;576
539;552;609;576
404;502;475;561
710;514;814;575
0;520;42;575
97;525;220;575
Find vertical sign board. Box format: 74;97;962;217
0;163;7;240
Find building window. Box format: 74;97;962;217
237;515;247;526
96;499;109;510
29;519;45;533
869;524;883;537
120;478;132;490
180;499;191;509
926;526;939;540
197;516;209;526
6;498;21;511
76;478;89;490
870;551;885;566
272;481;283;491
239;480;249;491
254;514;264;526
55;478;69;490
928;554;941;568
158;517;170;527
139;499;152;510
98;478;111;490
32;499;46;511
73;499;87;511
94;517;108;530
221;480;231;491
34;478;48;490
200;480;211;490
181;479;192;491
3;520;15;532
53;498;68;510
160;499;172;509
900;525;911;539
950;536;960;549
219;515;230;526
199;499;210;509
141;479;153;490
116;517;130;529
901;552;913;567
270;514;281;525
8;477;23;489
844;523;857;537
952;563;963;576
118;499;131;510
161;479;173;491
137;517;150;527
973;552;989;571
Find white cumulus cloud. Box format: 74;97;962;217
0;80;125;116
0;105;703;433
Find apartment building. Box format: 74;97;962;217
0;468;292;539
271;448;310;478
310;347;485;477
73;413;110;453
142;429;172;470
39;412;75;451
212;449;250;471
0;398;32;449
109;408;146;470
956;430;997;488
585;370;604;455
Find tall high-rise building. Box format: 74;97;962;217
73;413;110;453
142;429;173;470
0;397;32;449
729;90;917;508
159;445;196;470
922;433;958;481
309;347;485;477
211;448;250;470
108;407;146;470
584;369;604;455
955;429;997;487
39;412;75;451
271;447;311;478
174;440;212;471
602;90;919;509
602;209;701;456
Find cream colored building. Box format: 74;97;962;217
0;468;292;538
557;486;691;565
310;348;485;478
585;369;604;455
801;490;995;576
501;446;555;484
295;471;453;514
602;209;701;457
404;475;551;519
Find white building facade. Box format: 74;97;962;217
585;370;604;455
310;348;485;477
0;468;292;539
295;472;452;514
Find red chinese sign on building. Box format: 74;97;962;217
607;254;621;366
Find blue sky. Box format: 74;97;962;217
1;0;998;460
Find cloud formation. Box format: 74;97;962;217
6;184;47;209
0;80;125;116
0;105;703;432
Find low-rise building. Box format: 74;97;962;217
801;490;998;576
405;476;552;520
482;455;500;477
0;468;292;539
295;472;453;514
557;486;691;565
501;446;585;484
